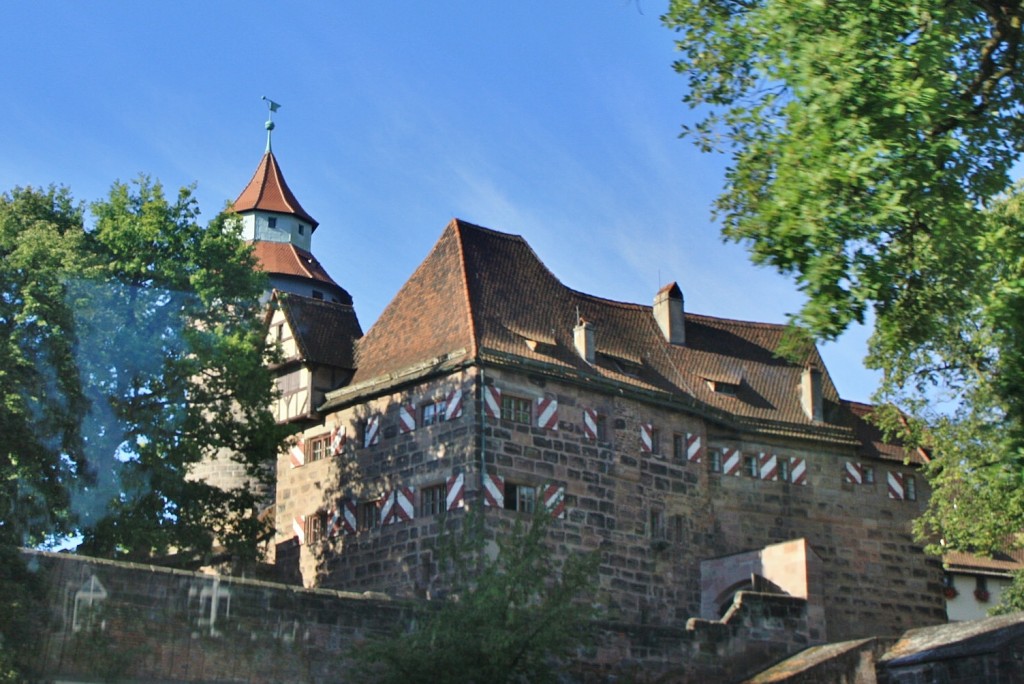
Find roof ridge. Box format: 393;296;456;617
450;220;480;359
685;311;788;330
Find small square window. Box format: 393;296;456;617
501;395;532;425
308;434;330;462
779;458;791;483
306;512;325;544
650;428;661;456
420;483;448;517
863;466;875;484
298;224;305;235
312;290;324;300
504;483;536;513
422;400;448;426
744;454;758;478
709;449;722;473
267;217;277;229
358;500;380;531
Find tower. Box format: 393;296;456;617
232;101;352;305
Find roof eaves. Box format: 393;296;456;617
320;348;473;412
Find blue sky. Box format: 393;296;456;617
2;1;878;402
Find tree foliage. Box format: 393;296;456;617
351;510;600;684
663;1;1024;561
0;180;282;561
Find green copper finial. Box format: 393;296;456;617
261;96;282;152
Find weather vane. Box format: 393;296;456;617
262;96;281;152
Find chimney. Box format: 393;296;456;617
801;367;823;422
654;282;685;345
574;318;595;364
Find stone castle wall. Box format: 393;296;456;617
277;365;946;642
24;550;818;683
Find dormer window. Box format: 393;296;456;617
267;217;277;229
706;379;740;396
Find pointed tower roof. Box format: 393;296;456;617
233;151;319;230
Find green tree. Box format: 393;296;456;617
351;510;600;684
0;180;282;562
663;1;1024;563
0;186;87;549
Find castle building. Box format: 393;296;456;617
241;135;944;643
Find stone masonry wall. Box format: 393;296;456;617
276;364;946;643
24;550;818;683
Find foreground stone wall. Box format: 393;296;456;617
25;550;820;683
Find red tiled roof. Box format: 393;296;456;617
249;240;349;297
351;221;476;382
344;219;890;445
276;292;361;369
843;400;931;465
233;152;318;229
944;549;1024;575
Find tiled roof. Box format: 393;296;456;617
945;549;1024;575
344;219;887;444
233;152;318;229
277;292;362;370
351;221;476;382
844;400;930;465
249;241;352;305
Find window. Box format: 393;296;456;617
422;399;448;426
709;449;722;473
649;508;666;540
673;433;684;462
308;434;330;462
863;466;875;484
706;379;740;396
298;223;305;235
744;454;758;478
501;394;532;424
779;458;791;483
420;483;448;517
312;290;324;300
504;482;536;513
306;512;325;544
277;370;301;394
275;323;284;341
905;474;917;501
596;414;608;441
358;500;380;531
650;428;661;456
267;217;277;229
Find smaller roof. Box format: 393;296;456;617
233;151;318;229
880;612;1024;667
945;548;1024;575
250;241;351;304
843;400;931;465
274;292;362;370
